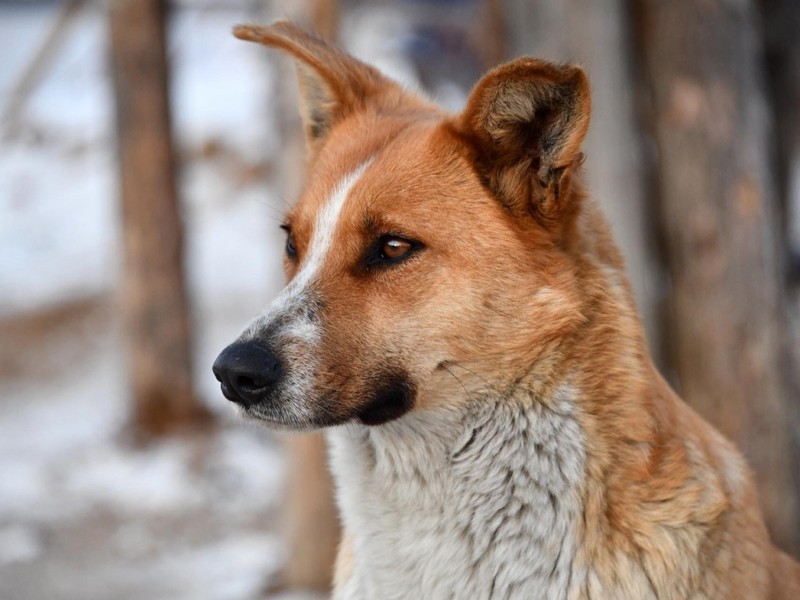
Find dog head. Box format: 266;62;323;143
213;22;591;429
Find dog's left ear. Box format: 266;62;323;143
457;58;590;224
234;21;404;155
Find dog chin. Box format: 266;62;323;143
234;405;312;431
234;402;349;432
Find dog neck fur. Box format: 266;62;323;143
327;382;587;599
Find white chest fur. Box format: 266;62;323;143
327;388;587;600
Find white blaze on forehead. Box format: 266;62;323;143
293;157;373;293
243;158;373;339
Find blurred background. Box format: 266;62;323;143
0;0;798;598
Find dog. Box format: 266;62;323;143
212;21;800;599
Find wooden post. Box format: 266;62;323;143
108;0;209;437
636;0;800;554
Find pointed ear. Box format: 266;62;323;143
457;58;590;224
234;21;400;152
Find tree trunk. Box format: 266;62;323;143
479;0;507;69
280;433;340;591
760;0;800;548
109;0;209;437
761;0;800;269
310;0;340;40
635;0;800;555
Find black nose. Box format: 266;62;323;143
212;342;282;407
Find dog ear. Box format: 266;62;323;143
457;58;590;224
234;21;400;152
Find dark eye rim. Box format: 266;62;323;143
362;233;424;269
280;224;297;259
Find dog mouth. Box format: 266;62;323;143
231;372;417;430
355;373;416;426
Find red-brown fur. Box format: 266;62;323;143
231;21;800;598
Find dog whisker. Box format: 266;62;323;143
439;362;474;404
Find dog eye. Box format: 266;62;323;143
363;234;422;269
281;225;297;259
361;234;422;270
381;237;413;260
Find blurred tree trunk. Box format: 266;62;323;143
760;0;800;551
635;0;800;555
761;0;800;269
109;0;209;437
265;0;341;593
310;0;340;39
281;434;340;591
480;0;507;69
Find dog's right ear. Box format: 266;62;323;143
455;58;591;228
234;21;400;154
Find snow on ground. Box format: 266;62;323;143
0;293;292;599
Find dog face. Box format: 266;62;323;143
213;22;591;430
